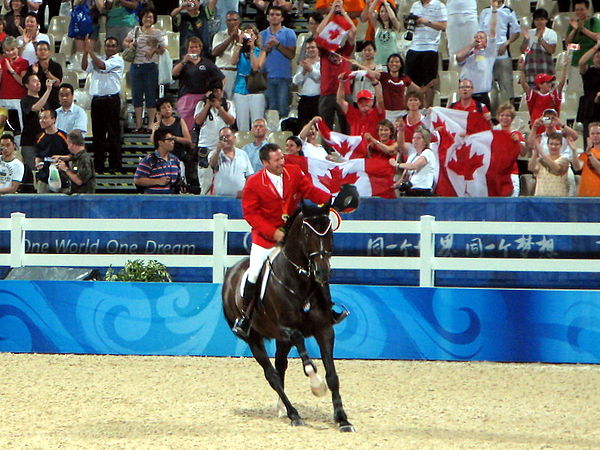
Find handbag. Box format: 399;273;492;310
247;70;267;94
121;27;139;63
158;50;173;85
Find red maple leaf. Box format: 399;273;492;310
335;138;355;156
318;166;359;194
328;28;341;40
447;143;483;181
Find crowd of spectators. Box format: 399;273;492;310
0;0;600;197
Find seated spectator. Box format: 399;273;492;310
366;0;400;66
336;74;385;140
55;129;96;193
520;8;557;89
528;131;569;196
456;5;498;112
25;40;62;110
170;0;216;58
212;10;242;98
21;74;52;170
573;121;600;196
231;24;266;132
494;102;527;196
55;83;88;135
0;132;24;194
283;135;303;155
105;0;139;50
519;57;568;134
4;0;26;38
0;36;28;133
242;117;269;172
390;126;437;196
17;12;49;65
208;126;253;196
134;129;182;194
172;37;225;132
449;78;492;123
123;7;166;133
34;108;69;193
292;37;320;130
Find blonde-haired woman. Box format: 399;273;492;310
390;126;437;196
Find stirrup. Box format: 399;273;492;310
232;315;251;339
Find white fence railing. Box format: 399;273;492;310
1;212;600;286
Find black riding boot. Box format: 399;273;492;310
232;280;258;339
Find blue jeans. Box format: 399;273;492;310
265;78;291;118
131;63;158;108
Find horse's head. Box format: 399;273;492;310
297;201;333;285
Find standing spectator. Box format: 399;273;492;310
446;0;478;57
456;6;498;112
364;118;398;160
316;0;356;134
215;0;240;32
390;126;437;196
212;10;242;99
242;117;269;172
194;84;236;153
170;0;217;59
4;0;26;38
528;132;569;196
399;90;426;147
0;37;28;134
20;74;52;170
55;129;96;193
259;5;296;119
0;18;8;46
55;83;88;134
405;0;447;108
350;41;381;101
34;108;69;193
566;0;600;95
105;0;139;50
134;128;182;194
231;25;266;132
293;37;320;130
559;0;600;11
578;38;600;142
297;12;323;60
479;0;521;113
366;0;400;66
17;12;49;65
171;37;225;132
573;121;600;195
449;79;492;123
24;41;62;110
316;0;364;22
253;0;293;32
0;133;24;194
208;126;253;196
521;8;558;89
150;96;192;161
82;36;124;172
123;7;166;133
494;102;526;196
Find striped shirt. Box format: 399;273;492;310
134;151;181;194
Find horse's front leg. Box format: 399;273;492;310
274;340;292;418
314;326;355;432
289;330;328;397
248;336;305;426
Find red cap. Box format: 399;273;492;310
534;73;556;86
357;90;374;101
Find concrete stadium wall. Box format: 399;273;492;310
1;281;598;364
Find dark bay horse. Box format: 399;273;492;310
222;202;355;432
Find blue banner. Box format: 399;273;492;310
0;281;599;363
1;195;600;287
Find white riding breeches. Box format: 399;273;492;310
247;243;273;283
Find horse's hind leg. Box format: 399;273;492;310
314;327;355;432
248;337;305;426
289;331;328;397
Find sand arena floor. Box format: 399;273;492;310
0;353;598;449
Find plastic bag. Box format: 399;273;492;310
68;2;94;39
48;164;62;192
158;50;173;85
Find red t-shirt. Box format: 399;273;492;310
0;57;28;100
368;138;395;160
380;73;412;111
403;114;424;143
526;89;562;134
319;41;354;96
450;98;490;114
345;104;385;140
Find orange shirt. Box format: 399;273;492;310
578;148;600;196
316;0;366;24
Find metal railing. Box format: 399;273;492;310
2;212;600;286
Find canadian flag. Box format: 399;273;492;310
315;14;352;52
423;107;519;197
285;120;396;198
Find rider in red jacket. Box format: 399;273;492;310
233;143;350;338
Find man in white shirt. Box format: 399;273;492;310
212;11;241;98
405;0;447;107
0;134;24;194
82;36;124;172
208;126;253;197
55;83;88;135
479;0;521;113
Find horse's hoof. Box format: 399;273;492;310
310;374;328;397
339;424;356;433
291;418;306;427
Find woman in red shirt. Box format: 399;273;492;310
0;36;28;132
365;119;398;160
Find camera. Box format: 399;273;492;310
396;180;413;194
198;146;210;168
207;92;217;101
542;117;552;125
188;53;198;59
403;13;419;41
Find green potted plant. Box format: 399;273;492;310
104;259;173;282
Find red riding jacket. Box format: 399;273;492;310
242;164;331;248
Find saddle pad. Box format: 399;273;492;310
238;246;282;300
